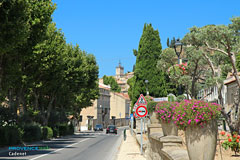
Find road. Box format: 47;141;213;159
0;127;127;160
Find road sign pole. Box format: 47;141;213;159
144;117;145;134
141;118;143;155
131;116;133;135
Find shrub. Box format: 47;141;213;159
58;124;68;136
68;123;74;135
0;125;23;146
221;132;240;155
22;124;42;142
172;99;221;130
155;101;177;122
42;126;53;140
147;101;158;114
52;127;59;138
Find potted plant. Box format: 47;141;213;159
155;101;178;136
173;99;221;160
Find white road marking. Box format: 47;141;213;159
30;138;90;160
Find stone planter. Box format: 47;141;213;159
161;120;178;136
149;111;159;124
185;120;218;160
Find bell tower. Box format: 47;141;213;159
116;61;124;79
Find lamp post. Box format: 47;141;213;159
145;79;149;96
174;39;183;95
100;105;104;127
174;39;183;64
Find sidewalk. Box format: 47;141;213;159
115;129;146;160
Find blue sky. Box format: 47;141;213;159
52;0;240;77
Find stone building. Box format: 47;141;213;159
80;82;131;130
224;73;240;110
110;92;130;119
80;82;111;131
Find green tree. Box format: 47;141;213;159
129;23;171;106
183;17;240;134
103;76;121;92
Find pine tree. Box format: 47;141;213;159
129;23;171;106
167;38;170;47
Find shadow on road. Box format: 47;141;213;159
0;134;96;159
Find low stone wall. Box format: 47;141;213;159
146;124;189;160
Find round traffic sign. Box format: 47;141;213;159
136;106;148;117
133;112;138;118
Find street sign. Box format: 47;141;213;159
136;105;148;118
133;103;138;112
133;112;138;118
136;94;147;106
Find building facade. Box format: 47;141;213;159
80;82;131;130
80;83;111;130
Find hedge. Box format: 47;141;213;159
0;125;23;146
22;124;42;142
42;126;53;140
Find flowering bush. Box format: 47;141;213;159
155;101;178;123
172;99;221;130
221;132;240;155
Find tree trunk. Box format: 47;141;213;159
43;96;55;126
0;55;3;91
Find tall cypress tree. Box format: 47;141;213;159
129;23;171;105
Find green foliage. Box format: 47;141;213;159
222;132;240;155
129;23;171;105
0;125;23;146
22;124;42;142
52;127;59;138
42;126;53;140
0;0;31;54
0;106;16;126
159;46;211;98
147;101;158;113
103;75;121;92
57;123;74;136
176;95;187;102
68;123;74;135
168;94;176;102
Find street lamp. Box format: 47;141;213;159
99;105;104;127
174;39;183;64
174;39;183;95
145;80;149;96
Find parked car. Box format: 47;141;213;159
106;125;117;134
94;124;103;131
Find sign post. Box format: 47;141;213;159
130;113;133;135
136;105;148;155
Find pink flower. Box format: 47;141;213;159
188;119;191;125
195;119;200;123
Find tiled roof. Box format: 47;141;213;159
113;92;130;100
99;82;111;90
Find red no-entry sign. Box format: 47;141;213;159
136;106;148;118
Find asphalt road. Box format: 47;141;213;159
0;127;127;160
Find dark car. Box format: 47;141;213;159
94;124;103;131
106;125;117;134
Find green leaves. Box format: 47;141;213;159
129;23;171;106
103;76;121;92
0;0;98;126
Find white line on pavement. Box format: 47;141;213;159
30;138;90;160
